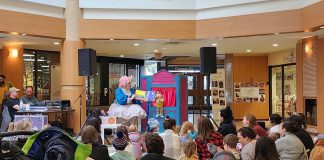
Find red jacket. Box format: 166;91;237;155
195;131;224;160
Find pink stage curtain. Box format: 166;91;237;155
151;87;176;107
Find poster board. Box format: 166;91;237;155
211;69;226;121
234;82;266;102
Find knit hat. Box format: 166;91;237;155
147;118;159;131
113;131;128;150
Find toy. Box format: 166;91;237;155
155;91;164;117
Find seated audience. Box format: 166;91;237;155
147;118;159;133
254;136;279;160
178;139;198;160
195;116;223;160
86;117;103;145
242;114;267;137
128;125;146;160
81;125;111;160
21;86;39;106
111;131;135;160
238;127;257;160
116;125;133;154
269;114;282;133
223;134;241;160
180;121;197;144
141;133;174;160
3;87;21;122
218;106;237;137
289;114;314;154
276;121;308;160
159;116;182;159
310;134;324;160
268;132;280;141
213;151;236;160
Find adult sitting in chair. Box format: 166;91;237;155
21;86;39;106
107;76;147;125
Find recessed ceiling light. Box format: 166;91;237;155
110;39;114;40
320;26;324;29
120;55;124;58
211;43;217;46
22;33;27;36
133;43;140;46
275;32;280;35
154;50;159;53
273;43;279;47
246;49;252;53
53;42;60;45
11;32;19;35
219;37;223;39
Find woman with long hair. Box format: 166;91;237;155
254;136;279;160
195;116;223;160
242;114;267;137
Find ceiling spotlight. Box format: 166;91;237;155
110;39;114;40
211;43;217;46
275;33;280;35
120;55;124;58
320;26;324;29
133;43;140;46
22;33;27;36
154;50;159;53
11;32;19;35
219;37;223;39
246;49;252;53
53;42;60;45
273;43;279;47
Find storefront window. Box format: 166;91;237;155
23;50;55;101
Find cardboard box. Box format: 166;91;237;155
14;115;48;130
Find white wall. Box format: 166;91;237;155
268;49;296;66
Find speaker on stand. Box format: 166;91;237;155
200;47;219;128
75;48;97;139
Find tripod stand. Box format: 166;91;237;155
205;74;219;129
75;75;92;139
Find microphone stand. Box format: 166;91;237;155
74;85;87;130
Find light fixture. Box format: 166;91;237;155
53;42;60;45
320;26;324;29
23;54;35;57
154;50;159;53
133;43;140;46
246;49;252;53
120;55;124;58
11;32;19;35
273;43;279;47
10;49;18;58
37;59;46;62
211;43;217;46
37;70;42;72
110;39;114;40
41;65;50;68
275;33;280;35
219;37;223;39
22;33;27;36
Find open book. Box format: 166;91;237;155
135;90;156;101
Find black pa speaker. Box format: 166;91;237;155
200;47;217;74
78;48;96;76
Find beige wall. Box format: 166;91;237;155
51;65;61;100
268;49;296;66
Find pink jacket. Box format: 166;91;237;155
129;132;146;159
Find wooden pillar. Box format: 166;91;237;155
2;44;24;96
296;42;304;113
62;0;86;133
316;38;324;132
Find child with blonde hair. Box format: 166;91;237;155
179;140;198;160
128;125;146;160
180;121;197;144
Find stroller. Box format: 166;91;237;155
1;127;92;160
0;130;37;160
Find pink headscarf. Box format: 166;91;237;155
119;76;132;88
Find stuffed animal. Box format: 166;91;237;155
155;91;164;117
